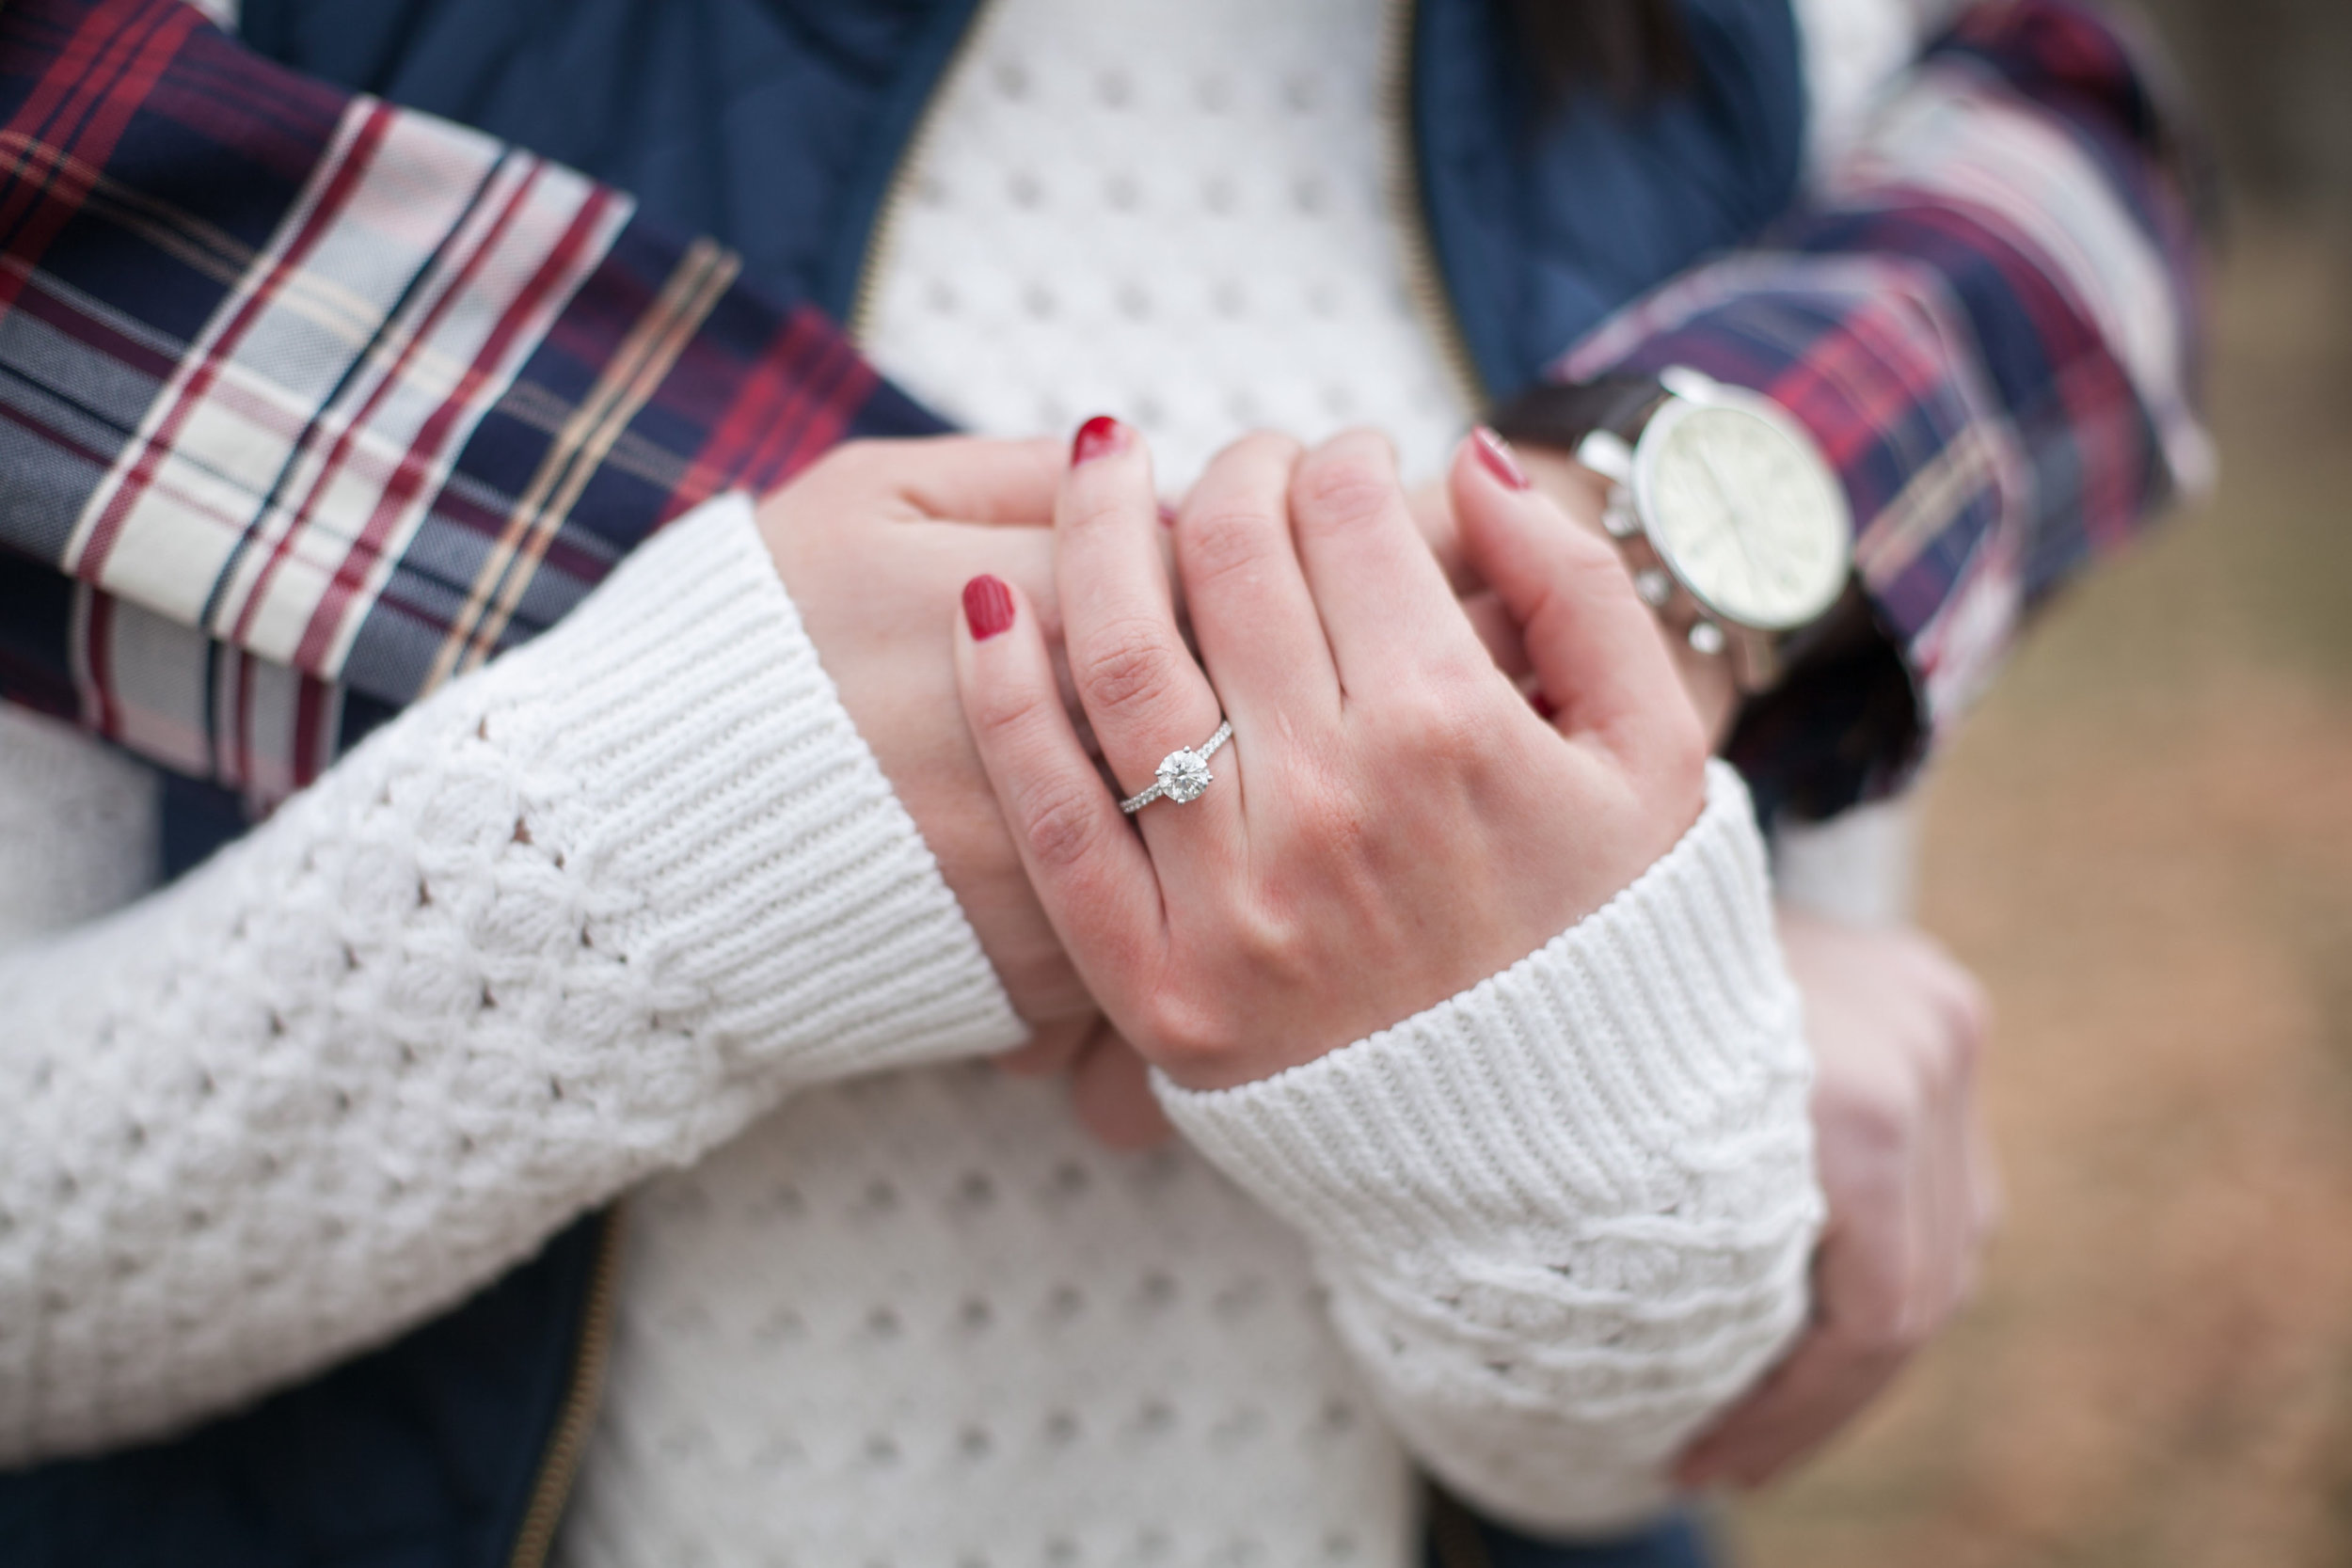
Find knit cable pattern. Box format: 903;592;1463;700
0;497;1024;1464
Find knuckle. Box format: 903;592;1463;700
1843;1290;1931;1361
1375;677;1486;764
1290;446;1397;533
1941;1010;1987;1086
1266;736;1371;840
1655;699;1710;784
1229;428;1306;468
1917;1005;1982;1100
1014;778;1108;875
1829;1075;1922;1161
1293;782;1376;863
1064;485;1134;540
1075;622;1187;720
1882;1308;1934;1359
1549;526;1645;616
1907;1030;1958;1101
1142;992;1233;1072
1183;505;1276;592
996;947;1090;1023
1229;892;1313;978
963;670;1054;749
1623;674;1710;796
1911;1033;1983;1116
1422;638;1507;701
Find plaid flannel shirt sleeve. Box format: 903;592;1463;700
1552;0;2211;820
0;0;939;807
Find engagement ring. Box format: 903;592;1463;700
1120;721;1233;814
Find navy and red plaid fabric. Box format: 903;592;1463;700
0;0;932;801
1559;0;2207;809
0;0;2204;816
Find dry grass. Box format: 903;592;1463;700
1732;221;2352;1568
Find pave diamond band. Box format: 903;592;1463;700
1120;721;1233;815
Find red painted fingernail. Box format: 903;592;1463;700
961;575;1014;641
1472;425;1531;491
1529;689;1557;721
1072;415;1125;466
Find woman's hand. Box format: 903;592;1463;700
953;418;1708;1090
1406;448;1741;749
755;436;1094;1027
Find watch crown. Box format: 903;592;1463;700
1575;430;1635;486
1659;365;1723;404
1632;568;1674;609
1687;619;1726;657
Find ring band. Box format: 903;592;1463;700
1120;721;1233;814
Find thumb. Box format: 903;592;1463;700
1449;427;1684;748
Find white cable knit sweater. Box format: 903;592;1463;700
0;502;1025;1463
0;498;1819;1558
0;0;1968;1557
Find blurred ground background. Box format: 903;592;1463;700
1732;4;2352;1563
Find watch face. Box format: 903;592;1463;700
1636;400;1851;631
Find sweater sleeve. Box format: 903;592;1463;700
1155;762;1820;1535
0;493;1025;1467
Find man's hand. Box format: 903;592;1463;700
1675;906;2002;1489
755;436;1093;1027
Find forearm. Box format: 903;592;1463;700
0;497;1022;1465
1158;764;1821;1532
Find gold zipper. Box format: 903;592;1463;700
1378;0;1491;420
505;1204;628;1568
845;0;1001;346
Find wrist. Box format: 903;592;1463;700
519;494;1026;1080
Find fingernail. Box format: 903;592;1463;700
1072;415;1125;467
961;575;1015;641
1529;689;1557;722
1472;425;1531;490
1156;500;1178;528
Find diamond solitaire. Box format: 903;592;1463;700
1120;720;1233;815
1158;748;1213;802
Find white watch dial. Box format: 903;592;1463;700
1638;401;1850;631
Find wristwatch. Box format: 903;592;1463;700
1501;367;1854;693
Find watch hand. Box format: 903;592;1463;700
1693;442;1771;601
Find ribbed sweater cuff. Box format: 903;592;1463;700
1156;762;1811;1262
504;493;1026;1084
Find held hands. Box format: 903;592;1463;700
752;428;1996;1485
753;437;1095;1029
951;419;1708;1091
